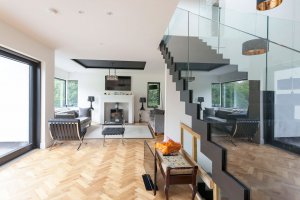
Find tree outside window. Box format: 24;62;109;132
54;78;66;108
147;82;160;108
54;78;78;108
211;83;221;107
67;80;78;107
211;80;249;109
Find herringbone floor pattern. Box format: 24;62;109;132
0;139;194;200
213;136;300;200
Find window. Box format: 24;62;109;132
211;83;221;107
67;80;78;107
54;78;66;108
211;80;249;109
54;79;78;108
147;82;160;108
0;47;40;165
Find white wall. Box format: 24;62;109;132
55;68;69;80
188;72;218;107
164;65;191;142
0;20;55;148
68;69;165;123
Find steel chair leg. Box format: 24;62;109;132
49;140;57;151
77;140;83;151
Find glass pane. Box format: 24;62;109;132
221;81;249;109
147;82;160;108
54;78;66;108
212;83;221;107
67;80;78;107
0;56;29;157
222;82;235;108
267;42;300;148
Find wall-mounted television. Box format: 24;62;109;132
105;76;131;91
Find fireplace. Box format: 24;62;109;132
100;95;134;124
110;109;124;123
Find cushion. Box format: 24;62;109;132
157;151;193;175
54;111;75;119
154;109;165;115
155;139;181;155
207;116;227;123
77;117;90;124
79;108;90;117
204;108;215;117
215;110;231;119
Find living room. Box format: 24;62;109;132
1;0;300;200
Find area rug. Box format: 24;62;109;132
84;124;154;139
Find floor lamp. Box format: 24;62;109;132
139;97;146;122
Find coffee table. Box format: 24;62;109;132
102;121;124;130
102;122;125;146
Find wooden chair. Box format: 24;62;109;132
155;149;198;200
48;118;87;150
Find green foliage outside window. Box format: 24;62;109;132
211;83;221;107
212;80;249;109
67;80;78;107
54;78;78;108
54;78;66;108
147;82;160;108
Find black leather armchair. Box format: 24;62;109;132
48;118;87;150
228;118;259;145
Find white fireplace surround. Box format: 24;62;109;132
100;94;134;124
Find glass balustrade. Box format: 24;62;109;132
162;4;300;200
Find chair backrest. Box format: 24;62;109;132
48;118;82;141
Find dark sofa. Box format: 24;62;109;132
149;109;164;135
54;108;91;128
205;109;234;133
204;108;259;142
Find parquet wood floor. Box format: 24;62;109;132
213;136;300;200
0;139;196;200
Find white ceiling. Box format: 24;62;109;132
0;0;179;72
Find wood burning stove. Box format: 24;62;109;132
110;109;124;123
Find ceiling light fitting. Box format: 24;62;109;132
107;63;118;81
49;8;59;15
107;11;113;16
257;0;283;11
242;38;268;56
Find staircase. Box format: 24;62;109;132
159;40;250;200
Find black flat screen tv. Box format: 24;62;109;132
105;76;131;91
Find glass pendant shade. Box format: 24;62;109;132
242;38;268;55
107;68;118;80
257;0;283;11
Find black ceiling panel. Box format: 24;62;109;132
72;59;146;70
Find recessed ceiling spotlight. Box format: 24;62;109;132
49;8;59;15
107;11;113;16
78;10;85;14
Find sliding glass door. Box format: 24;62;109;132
0;48;40;165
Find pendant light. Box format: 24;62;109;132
107;62;118;81
257;0;283;11
242;38;268;55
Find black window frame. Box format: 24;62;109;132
0;47;41;165
211;79;249;109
